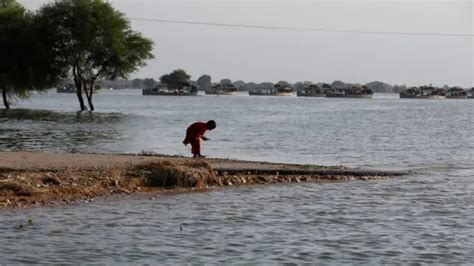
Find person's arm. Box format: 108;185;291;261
198;124;210;141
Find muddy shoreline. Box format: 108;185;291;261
0;151;408;209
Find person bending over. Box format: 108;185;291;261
183;120;216;158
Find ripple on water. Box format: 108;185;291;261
3;175;473;264
1;93;474;263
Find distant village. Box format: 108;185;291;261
92;72;474;99
99;77;406;93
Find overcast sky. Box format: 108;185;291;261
19;0;474;87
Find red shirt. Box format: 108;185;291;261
184;122;208;142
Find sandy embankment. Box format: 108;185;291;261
0;151;407;209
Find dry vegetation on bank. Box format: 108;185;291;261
0;152;405;209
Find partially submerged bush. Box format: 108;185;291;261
132;160;219;188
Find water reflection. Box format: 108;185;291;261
0;109;124;152
0;108;123;123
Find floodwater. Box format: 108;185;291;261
1;90;473;263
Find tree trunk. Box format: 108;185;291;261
73;65;87;111
2;88;10;110
75;80;86;111
84;81;94;111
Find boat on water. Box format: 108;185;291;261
274;85;294;96
57;82;101;94
467;88;474;99
56;84;76;93
143;84;198;96
297;84;326;97
248;89;271;96
249;84;295;96
400;86;446;99
325;85;373;98
205;84;239;95
446;87;468;99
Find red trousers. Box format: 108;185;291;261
189;138;201;155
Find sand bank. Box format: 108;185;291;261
0;151;407;209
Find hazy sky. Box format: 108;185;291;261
20;0;474;87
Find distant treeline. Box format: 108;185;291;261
84;70;465;95
124;76;408;93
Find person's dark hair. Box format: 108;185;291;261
207;120;216;130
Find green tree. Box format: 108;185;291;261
259;82;274;89
240;82;256;91
277;80;291;87
233;80;245;89
392;84;406;93
364;81;393;93
196;74;211;90
220;79;232;85
160;69;191;87
0;0;22;11
331;80;346;88
143;78;157;90
132;78;143;89
0;0;25;108
0;0;59;109
34;0;154;111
